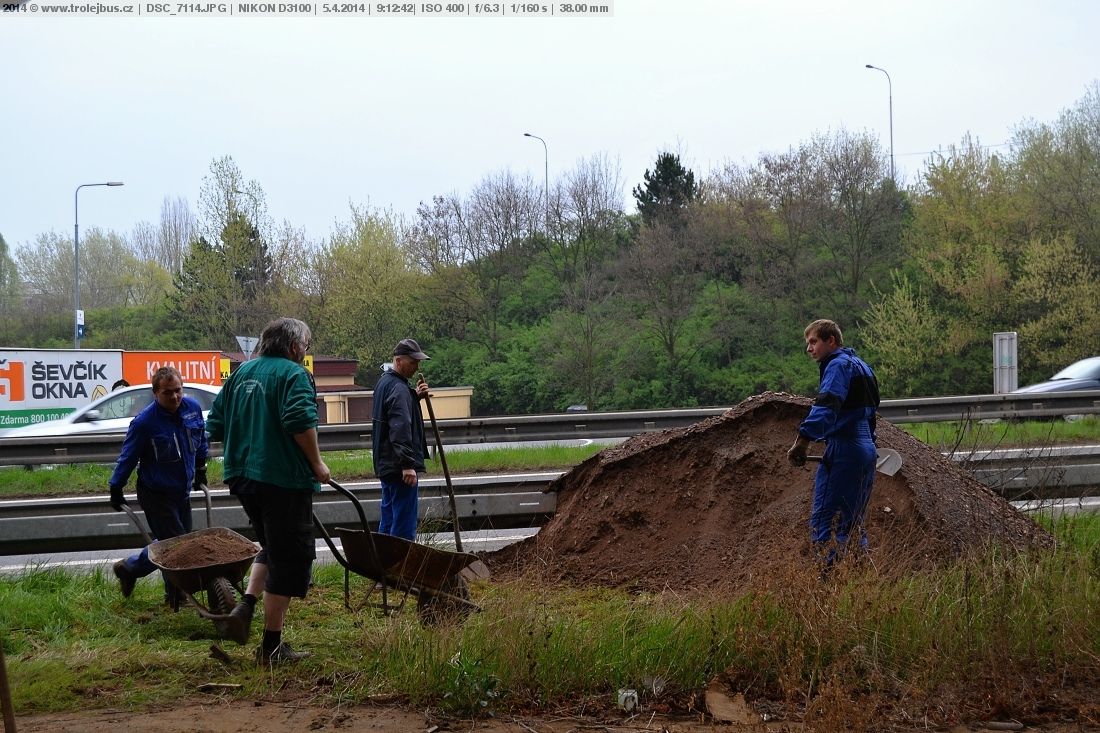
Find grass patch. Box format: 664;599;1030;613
4;516;1099;725
900;415;1100;452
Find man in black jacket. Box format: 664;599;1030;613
372;338;431;540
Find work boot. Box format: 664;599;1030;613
255;642;311;666
113;560;136;598
222;601;254;646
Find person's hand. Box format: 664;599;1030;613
402;468;418;486
787;436;810;467
193;465;208;492
415;375;430;399
312;460;331;484
109;485;127;512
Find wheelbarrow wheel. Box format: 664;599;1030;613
206;576;237;615
417;574;471;626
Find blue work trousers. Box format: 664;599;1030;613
120;486;193;587
378;476;419;541
809;440;875;567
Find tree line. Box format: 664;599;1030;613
2;84;1098;415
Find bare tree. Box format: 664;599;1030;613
812;129;905;313
410;171;539;356
618;217;705;376
16;229;148;313
158;196;196;273
197;155;268;244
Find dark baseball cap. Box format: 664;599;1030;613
393;338;430;360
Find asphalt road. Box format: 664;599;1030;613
0;527;539;577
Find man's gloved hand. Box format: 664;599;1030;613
193;465;208;492
109;485;126;511
787;435;811;467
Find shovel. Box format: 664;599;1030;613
807;448;903;476
417;372;463;552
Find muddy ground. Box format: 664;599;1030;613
14;698;1096;732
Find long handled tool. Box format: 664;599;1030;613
418;373;463;552
0;641;15;733
807;447;903;476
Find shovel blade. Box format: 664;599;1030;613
875;448;902;476
806;448;903;476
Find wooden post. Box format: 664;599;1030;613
0;641;16;733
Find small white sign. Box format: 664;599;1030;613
235;336;259;360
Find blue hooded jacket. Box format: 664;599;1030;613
799;347;879;443
109;395;208;495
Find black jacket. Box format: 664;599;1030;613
371;366;428;481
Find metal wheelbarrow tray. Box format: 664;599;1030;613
146;526;258;620
315;480;489;622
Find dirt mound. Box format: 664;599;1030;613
490;392;1053;594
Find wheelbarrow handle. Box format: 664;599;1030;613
197;482;212;529
328;479;370;531
120;502;155;546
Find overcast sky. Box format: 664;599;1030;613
2;0;1098;252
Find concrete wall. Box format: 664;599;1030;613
316;386;473;424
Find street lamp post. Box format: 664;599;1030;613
74;181;124;349
865;64;894;182
523;132;548;235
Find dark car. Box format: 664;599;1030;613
1012;356;1100;393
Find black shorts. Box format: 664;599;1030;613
230;477;315;598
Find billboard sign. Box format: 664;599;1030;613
0;349;122;429
121;351;222;387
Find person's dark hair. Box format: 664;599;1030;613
805;319;843;346
111;379;130;391
150;366;182;392
257;317;312;360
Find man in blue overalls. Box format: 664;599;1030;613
787;319;880;570
109;366;208;606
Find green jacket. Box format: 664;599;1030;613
206;356;320;492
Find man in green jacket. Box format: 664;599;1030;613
206;317;330;665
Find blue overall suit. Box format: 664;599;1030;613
798;347;880;566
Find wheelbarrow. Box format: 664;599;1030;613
313;479;490;624
119;485;258;643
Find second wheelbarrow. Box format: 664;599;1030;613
314;479;489;623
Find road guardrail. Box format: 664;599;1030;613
1;391;1098;467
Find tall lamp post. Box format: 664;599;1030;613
74;181;124;349
865;64;894;182
523;132;548;234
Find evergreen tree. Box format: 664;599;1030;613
632;152;698;226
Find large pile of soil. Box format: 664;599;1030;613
490;392;1054;594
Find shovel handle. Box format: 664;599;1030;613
417;371;463;552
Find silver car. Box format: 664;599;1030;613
0;383;221;438
1012;356;1100;393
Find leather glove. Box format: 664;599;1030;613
787;435;811;467
109;485;126;512
193;465;208;492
